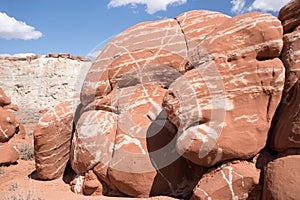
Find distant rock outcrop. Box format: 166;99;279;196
0;55;92;134
33;1;300;199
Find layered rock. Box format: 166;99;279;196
278;0;300;33
34;99;79;180
0;56;91;133
191;161;260;200
75;14;210;198
80;17;187;106
262;155;300;200
32;2;300;199
70;9;285;198
269;0;300;152
163;12;284;167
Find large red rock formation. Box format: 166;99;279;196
164;12;284;167
269;0;300;152
33;1;300;199
34;99;79;180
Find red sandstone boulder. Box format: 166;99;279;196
34;99;79;180
191;161;260;200
80;17;187;106
176;10;230;47
25;5;300;198
278;0;300;33
269;5;300;152
0;88;11;107
107;84;193;198
0;107;22;143
70;110;117;175
262;155;300;200
82;170;103;196
0;143;19;165
163;12;284;167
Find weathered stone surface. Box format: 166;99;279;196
0;143;19;165
262;155;300;200
0;107;22;143
82;170;103;196
34;99;79;180
191;161;260;200
71;110;117;174
80;17;187;106
0;56;91;134
163;12;284;167
107;84;193;198
31;4;300;198
281;30;300;93
278;0;300;33
269;10;300;152
0;88;11;107
175;10;230;46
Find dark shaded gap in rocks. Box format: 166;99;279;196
63;160;76;184
146;111;204;199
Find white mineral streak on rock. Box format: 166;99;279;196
234;114;259;123
209;148;223;166
114;134;146;154
74;175;84;194
221;166;239;200
195;187;212;200
288;136;300;143
0;125;9;139
71;110;117;174
81;17;187;107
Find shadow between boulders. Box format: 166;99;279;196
28;170;39;180
146;111;204;199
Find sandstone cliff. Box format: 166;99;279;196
0;54;92;133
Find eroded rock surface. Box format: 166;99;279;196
0;56;91;133
270;0;300;152
263;155;300;200
164;12;284;167
74;10;284;198
32;1;300;199
0;143;19;165
0;88;25;143
34;99;79;180
191;161;260;200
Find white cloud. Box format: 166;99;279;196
231;0;291;14
231;0;246;13
248;0;291;12
0;12;42;40
0;53;35;57
107;0;187;14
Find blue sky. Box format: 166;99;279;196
0;0;290;58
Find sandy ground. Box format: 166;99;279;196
0;137;177;200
